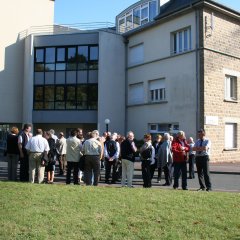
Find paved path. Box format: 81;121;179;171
0;156;239;192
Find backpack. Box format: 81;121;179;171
106;140;117;158
141;147;152;160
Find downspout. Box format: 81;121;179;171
124;37;129;135
195;9;200;133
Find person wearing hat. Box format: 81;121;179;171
193;129;212;191
56;132;67;175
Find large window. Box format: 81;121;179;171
225;123;237;149
225;75;237;101
172;27;191;54
34;45;99;72
33;84;98;110
118;0;157;33
149;79;166;102
34;45;99;111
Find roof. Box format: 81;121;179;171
155;0;240;20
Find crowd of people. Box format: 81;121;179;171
5;124;212;191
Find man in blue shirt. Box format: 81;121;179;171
193;129;212;191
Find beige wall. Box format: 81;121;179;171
98;31;126;135
0;0;54;123
126;12;197;139
202;8;240;162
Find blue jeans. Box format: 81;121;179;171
173;162;187;189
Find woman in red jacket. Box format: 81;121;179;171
172;131;190;190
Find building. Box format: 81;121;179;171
0;0;239;162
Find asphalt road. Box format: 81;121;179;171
0;159;239;192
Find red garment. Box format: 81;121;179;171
172;138;190;163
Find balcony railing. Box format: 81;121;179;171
19;22;115;39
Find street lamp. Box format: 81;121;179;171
104;119;110;132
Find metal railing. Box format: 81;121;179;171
19;22;116;39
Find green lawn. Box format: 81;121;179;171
0;182;239;240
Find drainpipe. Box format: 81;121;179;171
124;37;129;135
195;9;200;136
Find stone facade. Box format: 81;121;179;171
201;7;240;162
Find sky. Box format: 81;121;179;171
54;0;240;25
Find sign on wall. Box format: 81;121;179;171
205;116;219;125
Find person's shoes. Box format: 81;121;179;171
182;188;188;190
162;183;170;186
188;176;193;179
197;188;205;191
206;188;212;192
173;187;178;190
111;181;116;184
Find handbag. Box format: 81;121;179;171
79;155;85;171
41;153;48;167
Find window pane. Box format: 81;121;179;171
44;101;54;109
56;63;66;71
133;7;140;25
149;1;157;21
45;64;55;71
119;18;125;33
67;86;75;101
77;46;88;62
45;86;54;101
57;48;65;62
184;30;188;50
35;63;44;72
34;102;43;109
35;49;44;62
141;5;148;20
68;47;76;62
173;33;177;53
34;87;43;101
90;46;98;61
55;102;65;110
126;14;133;30
88;85;98;101
56;86;65;101
179;32;182;52
45;48;55;63
66;101;76;109
77;85;88;101
88;101;98;110
77;84;88;109
77;46;88;70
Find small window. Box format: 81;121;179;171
149;79;166;102
225;75;237;101
225;123;237;149
172;27;191;54
128;83;144;105
129;44;144;66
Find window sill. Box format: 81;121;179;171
224;99;238;103
223;148;238;151
128;101;168;107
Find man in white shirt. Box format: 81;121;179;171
25;129;50;183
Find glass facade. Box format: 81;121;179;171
118;0;158;33
34;45;98;110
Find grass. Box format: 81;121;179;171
0;182;239;240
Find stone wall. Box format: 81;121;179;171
201;7;240;162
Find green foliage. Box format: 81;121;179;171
0;182;239;240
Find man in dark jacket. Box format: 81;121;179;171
120;131;137;187
18;123;32;182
